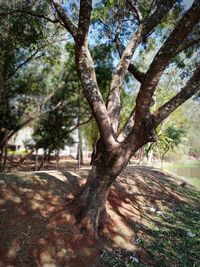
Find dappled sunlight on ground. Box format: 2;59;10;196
0;166;199;266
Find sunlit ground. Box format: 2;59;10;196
0;166;199;267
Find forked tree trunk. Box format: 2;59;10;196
71;139;135;238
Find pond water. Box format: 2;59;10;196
164;161;200;190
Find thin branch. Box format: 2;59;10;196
147;0;157;16
0;9;59;23
99;15;145;83
52;0;77;37
176;36;200;54
7;50;40;81
153;62;200;126
6;114;93;148
6;35;66;81
66;116;93;134
127;0;143;22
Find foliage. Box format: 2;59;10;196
33;44;91;153
183;100;200;156
33;110;74;152
165;126;184;147
0;0;62;148
145;126;185;162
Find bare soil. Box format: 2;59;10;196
0;165;199;267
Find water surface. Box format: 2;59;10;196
164;161;200;190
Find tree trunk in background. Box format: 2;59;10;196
147;149;154;166
1;130;8;172
38;150;46;171
16;148;34;167
35;149;38;171
56;149;60;169
77;126;83;169
138;147;145;165
0;145;3;170
0;130;6;169
2;142;8;172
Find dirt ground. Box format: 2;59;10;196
0;166;199;267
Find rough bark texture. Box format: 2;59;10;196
46;0;200;237
71;136;145;237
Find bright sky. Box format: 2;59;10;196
184;0;194;8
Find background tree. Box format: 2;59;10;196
0;0;63;170
33;43;92;167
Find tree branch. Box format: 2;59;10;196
134;0;200;131
75;45;117;147
98;16;145;83
51;1;116;146
107;0;176;134
76;0;93;45
6;49;41;81
127;0;143;22
66;116;93;134
153;62;200;126
114;27;145;83
176;36;200;54
52;0;77;37
73;1;118;146
0;9;59;24
117;108;135;142
128;63;145;83
6;36;66;81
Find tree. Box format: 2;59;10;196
2;0;200;237
32;44;93;169
0;0;63;169
32;47;91;159
50;0;200;237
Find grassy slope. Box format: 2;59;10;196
0;166;199;267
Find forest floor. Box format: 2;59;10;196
0;165;199;267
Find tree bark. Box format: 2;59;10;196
73;167;112;237
50;0;200;240
71;139;134;238
2;130;8;172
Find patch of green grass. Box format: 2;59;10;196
7;149;28;156
101;187;200;267
144;189;200;267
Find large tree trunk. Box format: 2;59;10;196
71;139;133;238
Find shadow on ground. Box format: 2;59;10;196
0;166;199;267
